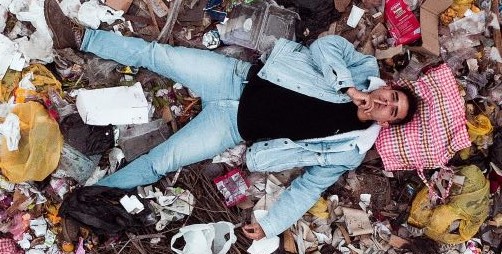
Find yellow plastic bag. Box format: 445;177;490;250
0;64;62;103
15;64;62;103
467;115;493;139
308;197;329;219
467;115;493;149
408;165;490;244
0;69;22;103
0;101;63;182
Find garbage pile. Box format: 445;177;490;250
0;0;501;253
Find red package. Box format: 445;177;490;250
384;0;421;45
213;168;249;207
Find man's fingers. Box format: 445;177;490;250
243;224;256;231
242;224;265;240
373;99;387;105
242;227;260;240
362;100;374;112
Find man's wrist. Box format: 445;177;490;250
345;87;357;97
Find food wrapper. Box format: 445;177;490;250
385;0;421;45
214;168;248;207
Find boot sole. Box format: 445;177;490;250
44;0;62;48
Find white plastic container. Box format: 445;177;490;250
217;2;299;52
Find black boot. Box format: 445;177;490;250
44;0;84;49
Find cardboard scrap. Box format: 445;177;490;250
341;207;373;236
76;82;149;126
146;0;169;18
283;229;297;253
409;0;453;55
105;0;133;12
388;235;410;248
375;45;404;59
488;213;502;227
334;0;352;12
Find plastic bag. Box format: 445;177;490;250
59;186;148;235
170;221;236;254
0;64;62;104
0;101;63;182
59;113;114;156
408;165;490;244
14;64;62;103
0;69;21;103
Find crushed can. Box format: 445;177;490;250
203;30;221;49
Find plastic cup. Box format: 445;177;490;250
347;5;365;28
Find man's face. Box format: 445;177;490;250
366;86;410;127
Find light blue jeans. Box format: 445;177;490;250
81;30;251;188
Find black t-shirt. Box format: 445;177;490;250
237;67;372;142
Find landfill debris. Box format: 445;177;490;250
347;5;365;28
1;101;63;183
214;168;249;207
0;0;500;252
217;1;298;52
170;221;236;254
120;195;145;214
247;210;280;254
385;0;421;45
117;119;172;161
202;30;221;49
408;165;490;244
76;82;149;125
59;113;115;156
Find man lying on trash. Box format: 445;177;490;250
45;0;417;241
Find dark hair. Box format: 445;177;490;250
389;85;419;125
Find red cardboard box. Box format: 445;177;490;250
105;0;133;12
385;0;421;45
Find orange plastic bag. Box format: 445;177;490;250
0;101;63;182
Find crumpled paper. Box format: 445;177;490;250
0;0;54;79
0;113;20;151
60;0;124;29
0;34;19;79
212;143;247;166
10;0;53;63
0;5;8;33
253;175;284;211
148;187;195;231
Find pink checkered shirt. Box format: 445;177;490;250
0;238;23;254
375;64;471;200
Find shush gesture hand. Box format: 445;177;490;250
346;87;386;113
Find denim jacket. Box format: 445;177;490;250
245;36;385;237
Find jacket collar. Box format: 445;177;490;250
299;124;381;154
363;76;386;92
